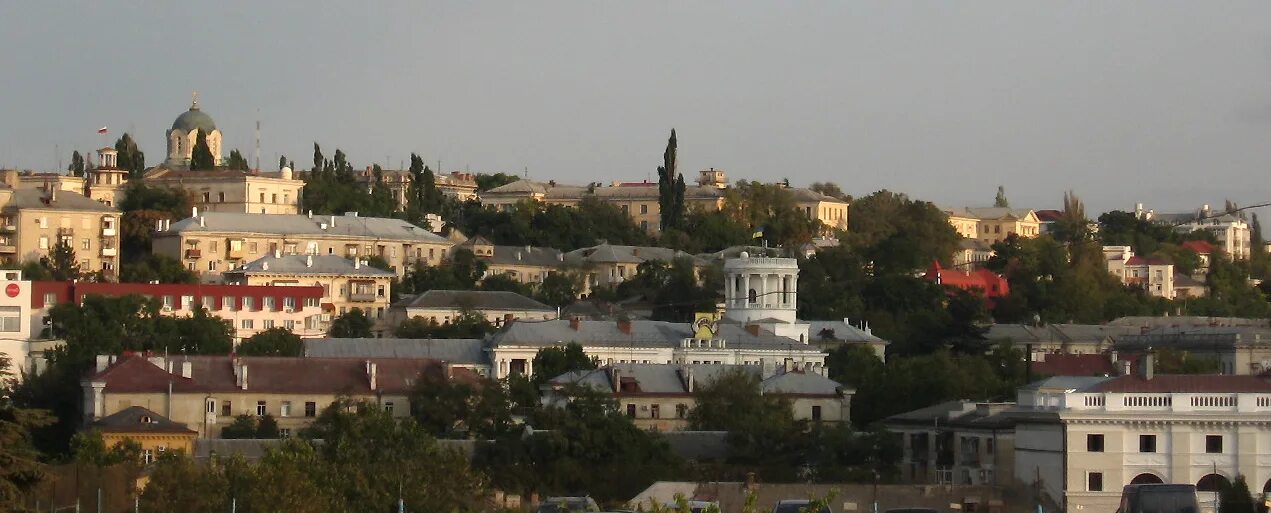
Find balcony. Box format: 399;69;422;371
184;249;202;259
102;227;116;237
349;291;377;302
0;245;14;254
101;247;117;257
56;228;74;237
227;249;244;260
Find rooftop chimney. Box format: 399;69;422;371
610;367;621;393
366;361;378;390
1141;350;1155;380
180;360;192;379
306;255;313;267
617;319;632;335
745;324;762;337
238;363;248;390
274;249;281;258
192;206;199;218
354;259;361;269
330;215;336;228
198;216;205;228
569;317;581;331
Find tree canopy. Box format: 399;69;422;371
236;327;304;356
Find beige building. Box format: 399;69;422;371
944;207;1042;245
143;167;304;215
478;171;848;236
152;211;452;279
0;185;120;277
1011;369;1271;513
91;406;198;465
222;253;395;332
387;289;557;328
86;148;130;207
1103;246;1176;299
82;354;480;438
354;167;480;209
458;236;566;285
886;401;1016;487
541;363;852;431
563;243;707;293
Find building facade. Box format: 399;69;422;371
0;185;120;277
885;401;1016;487
944;207;1042;245
143;167;304;215
0;270;34;381
1103;246;1176;299
152;211;452;279
387;289;557;328
222;253;395;331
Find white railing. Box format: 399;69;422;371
1059;393;1271;413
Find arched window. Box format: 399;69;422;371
748;288;757;304
1130;473;1163;485
1263;478;1271;495
1196;473;1229;492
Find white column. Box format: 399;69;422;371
741;274;751;304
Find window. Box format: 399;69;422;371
39;217;48;229
249;242;258;254
626;404;637;418
263;320;275;329
284;297;296;310
284;319;295;331
242;297;254;310
264;296;276;310
218;192;226;203
206;399;216;414
384;401;394;414
259;193;265;203
650;404;660;419
202;192;211;203
280;401;292;417
305;297;319;308
43;292;56;306
142;449;154;465
811;405;823;422
1206;435;1223;453
180;295;194;309
210;240;218;253
222;401;231;416
1087;434;1105;452
676;404;688;419
986;437;995;455
279;428;291;438
241;319;254;329
222;296;235;311
81;238;90;250
1087;472;1103;492
1140;434;1157;453
305;401;317;417
256;401;267;416
38;236;48;250
0;307;20;332
271;193;277;204
162;295;174;309
639;204;648;214
201;296;215;309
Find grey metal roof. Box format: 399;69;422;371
943;207;1036;220
1018;375;1113;392
480;245;565;267
806;320;887;344
393;290;554;312
304;337;488;365
227;254;394;277
2;188;118;212
984;323;1140;344
163;212;449;243
494;319;821;351
884;400;1015;429
548;363;844;396
92;406;195;434
564;243;704;266
762;369;853;395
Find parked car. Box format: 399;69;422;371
537;496;601;513
773;500;833;513
1116;484;1200;513
661;500;720;513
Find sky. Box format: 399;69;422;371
2;1;1271;217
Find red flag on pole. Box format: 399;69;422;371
97;126;108;134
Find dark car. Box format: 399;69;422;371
1116;484;1199;513
536;496;601;513
773;500;833;513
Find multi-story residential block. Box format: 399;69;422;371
478;172;848;236
1141;204;1252;260
304;337;492;377
0;270;34;380
221;253;394;331
458;236;566;285
142;167;305;215
82;354;479;438
1103;246;1176;299
32;281;326;343
1010;363;1271;513
353;167;479;209
152;211;452;279
885;401;1016;487
0;184;120;277
387;289;557;328
541;363;852;431
943;207;1042;245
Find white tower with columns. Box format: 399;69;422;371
722;252;809;342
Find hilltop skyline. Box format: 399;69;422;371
3;2;1271;217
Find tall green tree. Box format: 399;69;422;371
225;149;250;171
41;238;81;281
113;133;147;177
846;190;960;274
1219;475;1256;513
688;368;803;466
656;129;686;232
536;272;581;307
189;129;215;170
993;185;1009;207
0;355;53;508
531;343;597;385
68;150;85;177
278;155;288;171
236;327;304;356
328;308;373;338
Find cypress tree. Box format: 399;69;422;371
657;129;684;231
189;129;215;170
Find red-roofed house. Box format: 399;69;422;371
1029;352;1141;378
1103;246;1175;298
82;354;481;438
924;261;1009;305
1012;355;1271;513
1180;239;1215;274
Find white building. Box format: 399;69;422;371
0;270;33;381
1139;204;1252;260
1103;246;1176;299
1010;361;1271;513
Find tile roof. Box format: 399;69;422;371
163;212;449;243
547;363;846;397
304;338;488;365
227;254;394;277
1181;240;1215;254
90;354;477;395
2;188;118;212
565;243;704;266
883;400;1015;429
1125;256;1172;266
943;207;1037;220
1019;375;1114;392
1034;209;1064;222
806;320;887;344
1030;353;1139;378
1084;374;1271;393
92;406;196;434
393;290;554;312
494;319;821;352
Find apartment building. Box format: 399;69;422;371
353;167;479;208
564;243;706;292
82;354;480;438
387;289;557;328
143;167;305;215
885;401;1016;487
1103;246;1176;299
32;281;326;343
1010;365;1271;513
943;207;1042;245
221;254;394;331
0;270;34;380
1147;205;1251;260
458;236;566;285
152;211;452;279
541;363;852;431
0;184;120;277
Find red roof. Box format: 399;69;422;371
1030;353;1140;377
1035;210;1064;222
34;281;324;310
1181;240;1215;254
91;354;480;396
924;261;1010;299
1089;374;1271;393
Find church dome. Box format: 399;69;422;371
171;103;216;132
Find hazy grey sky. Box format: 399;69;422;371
3;1;1271;216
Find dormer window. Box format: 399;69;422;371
140;415;153;424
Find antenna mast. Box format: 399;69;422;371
254;113;261;172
